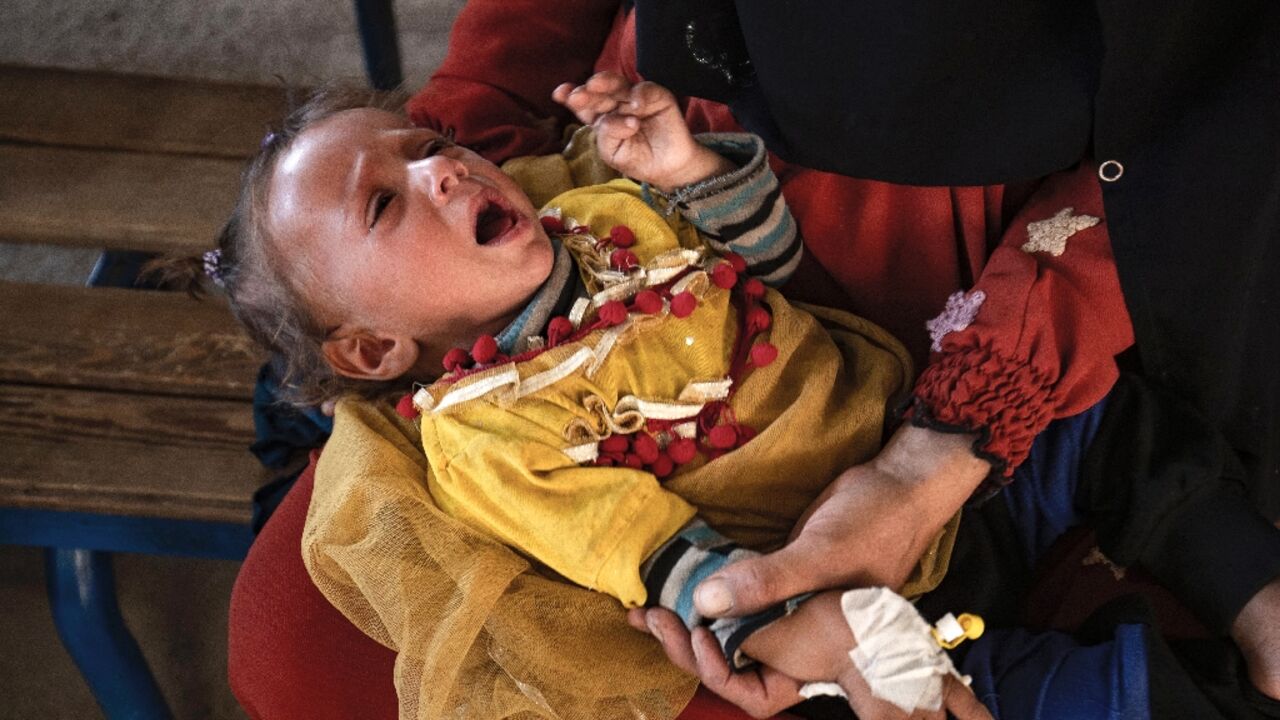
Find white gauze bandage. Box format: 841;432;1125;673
798;587;968;713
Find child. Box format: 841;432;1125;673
196;74;1280;720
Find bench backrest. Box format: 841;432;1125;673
0;65;284;524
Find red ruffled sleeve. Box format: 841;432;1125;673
906;163;1135;481
405;0;622;163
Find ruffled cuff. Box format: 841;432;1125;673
904;344;1056;485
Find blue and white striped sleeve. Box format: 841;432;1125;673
648;133;802;287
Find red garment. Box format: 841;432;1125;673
409;2;1133;475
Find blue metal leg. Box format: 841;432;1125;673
45;548;173;720
353;0;403;90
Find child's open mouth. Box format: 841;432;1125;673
473;195;521;247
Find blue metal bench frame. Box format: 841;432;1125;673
0;510;253;720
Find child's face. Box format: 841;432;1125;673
266;108;554;363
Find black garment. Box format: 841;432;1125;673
633;0;1280;520
1080;373;1280;635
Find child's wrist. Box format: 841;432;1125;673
652;145;737;194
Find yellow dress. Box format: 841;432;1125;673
302;136;956;720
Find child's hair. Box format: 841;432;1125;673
150;84;409;407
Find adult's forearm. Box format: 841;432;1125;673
872;424;991;534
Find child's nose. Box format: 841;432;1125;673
409;155;469;206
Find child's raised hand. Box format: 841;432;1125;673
553;72;732;192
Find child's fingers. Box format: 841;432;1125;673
594;112;640;141
942;677;992;720
584;70;633;98
560;86;626;124
621;81;678;118
551;82;577;105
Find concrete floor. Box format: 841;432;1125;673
0;1;463;717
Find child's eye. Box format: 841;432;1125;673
369;192;394;229
418;136;454;158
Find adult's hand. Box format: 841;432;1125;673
628;607;804;719
693;424;991;619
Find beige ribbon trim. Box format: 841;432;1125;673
430;366;521;414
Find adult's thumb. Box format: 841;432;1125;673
693;545;814;618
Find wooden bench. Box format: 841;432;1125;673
0;65;282;719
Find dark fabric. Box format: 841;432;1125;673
86;250;160;289
247;359;333;533
634;0;1100;186
1158;638;1280;720
249;360;333;470
1087;597;1280;720
1080;373;1280;635
633;0;1280;523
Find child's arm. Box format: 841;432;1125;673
740;590;991;720
555;73;802;286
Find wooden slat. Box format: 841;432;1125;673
0;384;264;523
0;144;242;253
0;64;287;158
0;282;265;400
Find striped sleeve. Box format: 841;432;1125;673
650;133;802;286
640;517;795;669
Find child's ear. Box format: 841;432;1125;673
322;329;420;381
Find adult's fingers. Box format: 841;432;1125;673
689;627;803;719
694;541;822;618
638;608;700;675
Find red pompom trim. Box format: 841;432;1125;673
743;278;766;301
598;300;629;326
667;438;697;464
670;291;698;318
600;434;630;454
710;262;739;290
442;347;471;372
610;248;640;271
633;433;661;464
746;306;772;333
394;393;419;419
651;453;675;478
547;316;575;346
633;290;664;315
539;215;566;234
750;342;778;367
724;252;748;274
610;224;636;248
471;335;499;364
707;425;738;449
